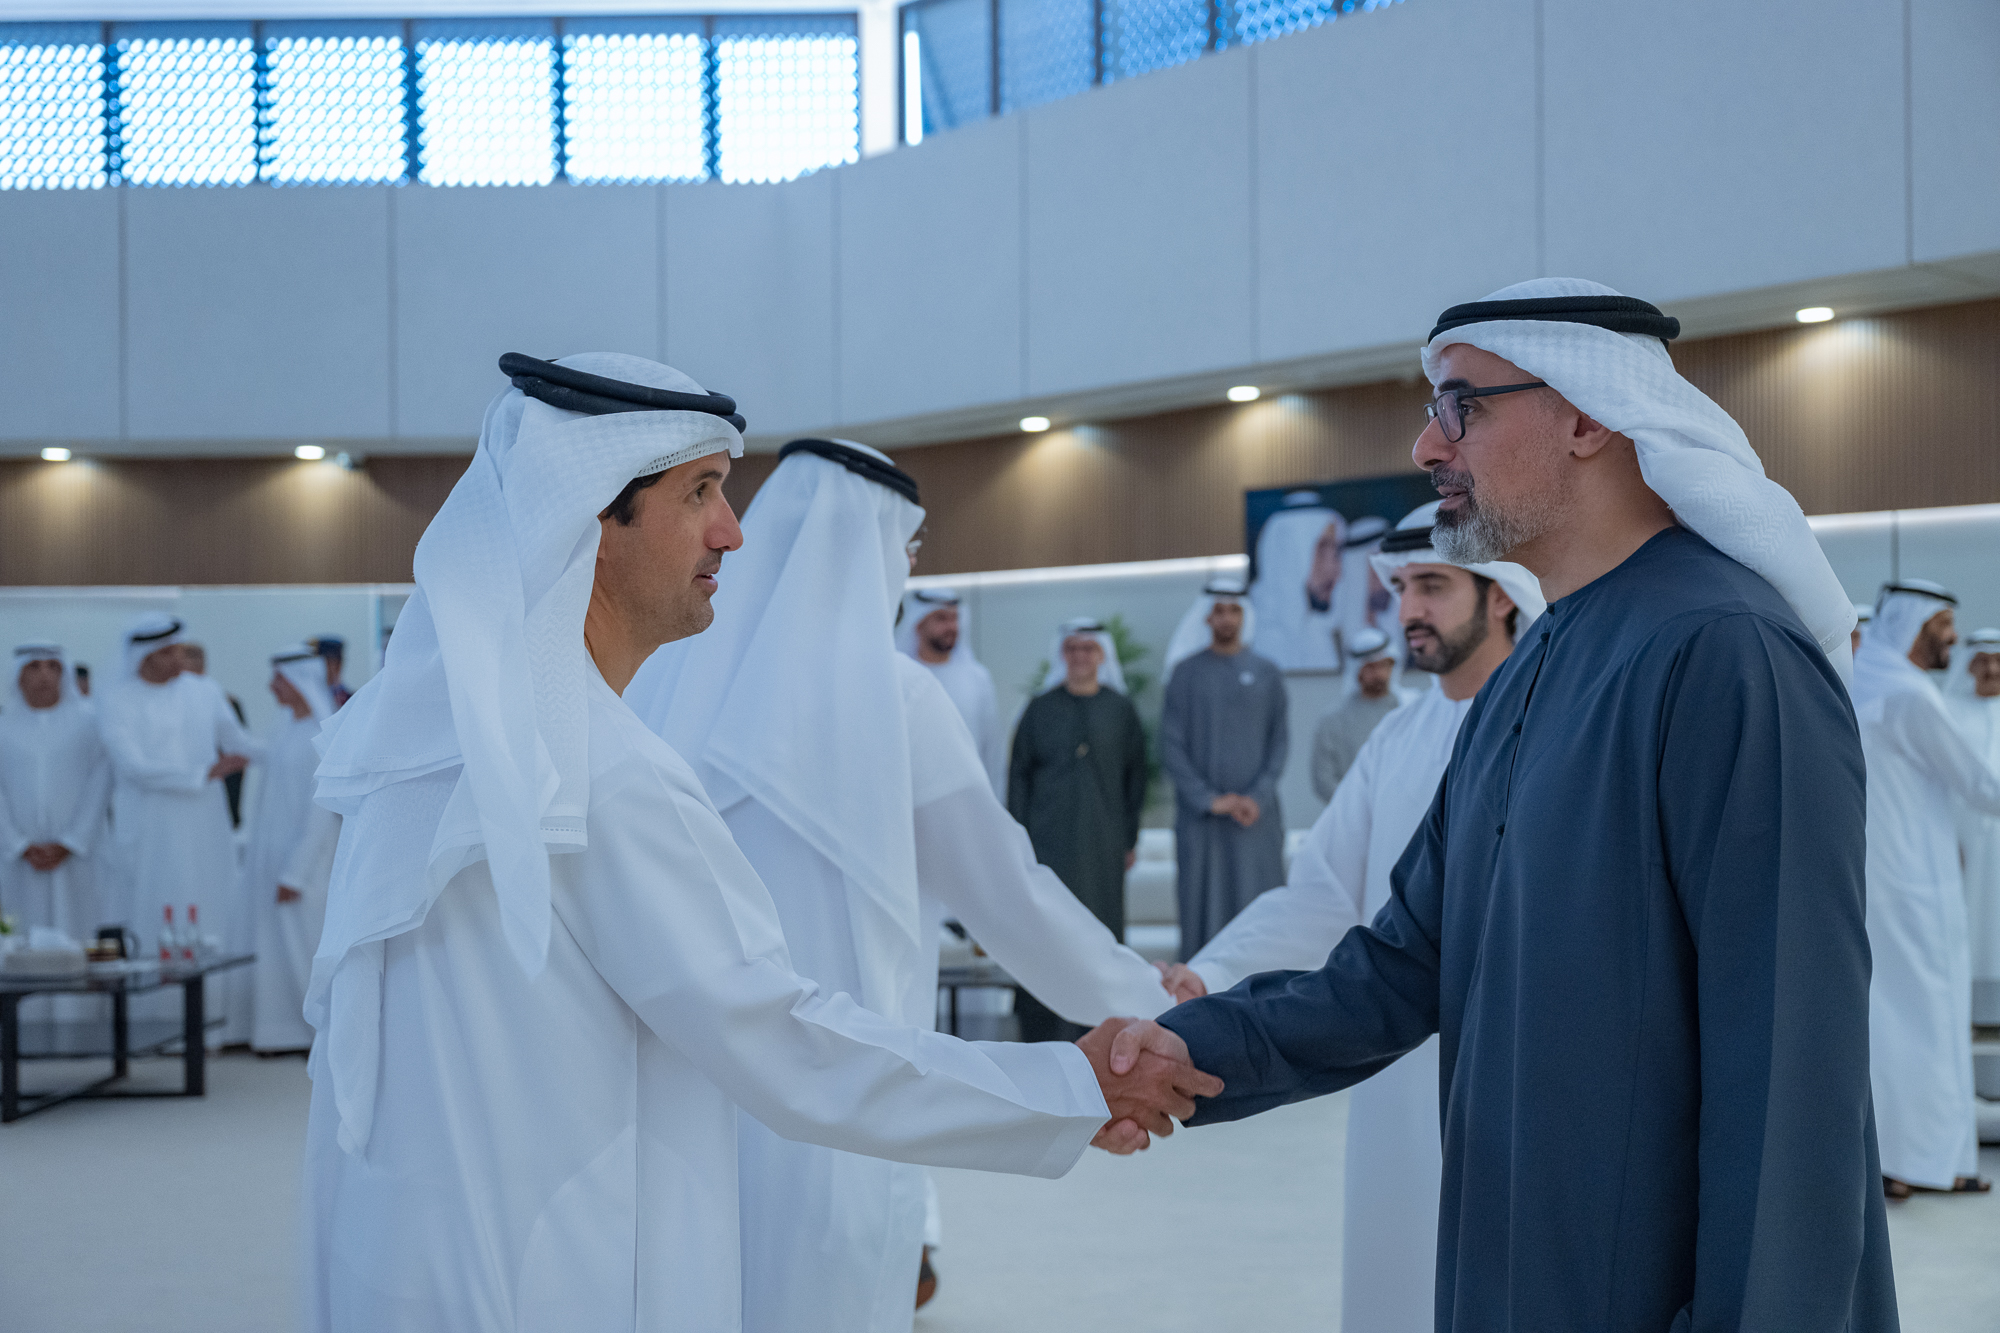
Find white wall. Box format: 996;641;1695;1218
5;0;1997;456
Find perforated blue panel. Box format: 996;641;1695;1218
414;19;556;186
562;19;706;184
998;0;1093;114
0;24;105;190
262;22;406;184
1230;0;1398;47
901;0;991;138
1101;0;1211;83
714;16;858;184
114;24;258;186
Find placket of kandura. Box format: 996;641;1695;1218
1494;611;1557;840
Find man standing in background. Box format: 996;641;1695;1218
0;644;112;941
239;645;341;1055
1309;625;1400;801
1161;591;1288;958
181;641;249;828
1855;581;2000;1196
1947;627;2000;1027
1157;503;1541;1333
898;587;1005;796
98;615;259;1034
310;637;353;708
1009;619;1150;1040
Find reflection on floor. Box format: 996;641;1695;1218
0;1052;1994;1333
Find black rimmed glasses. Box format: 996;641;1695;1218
1423;381;1548;443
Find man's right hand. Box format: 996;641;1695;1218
1208;794;1241;820
1153;962;1208;1004
1075;1018;1223;1153
207;753;250;781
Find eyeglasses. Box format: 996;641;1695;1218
1423;381;1547;443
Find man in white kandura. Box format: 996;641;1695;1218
299;354;1216;1333
628;437;1174;1333
98;615;259;1030
0;644;112;941
238;645;342;1053
896;586;1005;795
1853;580;2000;1197
1946;627;2000;1026
1157;502;1543;1333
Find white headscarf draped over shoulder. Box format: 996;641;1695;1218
1863;580;1956;660
1945;626;2000;700
1422;277;1855;677
307;353;740;1154
270;642;337;723
625;440;926;1016
896;587;971;664
1042;618;1127;694
119;613;184;682
1164;579;1256;677
1852;579;1956;709
1368;501;1547;634
8;642;85;711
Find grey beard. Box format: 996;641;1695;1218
1432;501;1519;565
1430;469;1559;565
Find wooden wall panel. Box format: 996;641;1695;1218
0;457;465;586
4;297;1995;585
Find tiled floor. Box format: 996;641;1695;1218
0;1053;1993;1332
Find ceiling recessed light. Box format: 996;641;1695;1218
295;444;326;461
1226;385;1260;403
1019;416;1051;433
40;447;72;462
1795;306;1834;324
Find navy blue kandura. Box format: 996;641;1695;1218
1159;527;1898;1333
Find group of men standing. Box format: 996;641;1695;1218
16;277;1999;1333
0;625;349;1052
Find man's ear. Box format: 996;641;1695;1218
1488;580;1518;623
1567;408;1621;461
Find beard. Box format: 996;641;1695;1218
1430;465;1566;565
1404;597;1490;675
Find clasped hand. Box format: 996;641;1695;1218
1207;793;1260;828
21;842;72;872
1074;1017;1223;1155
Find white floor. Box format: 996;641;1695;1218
0;1052;1994;1332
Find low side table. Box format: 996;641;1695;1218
0;954;253;1123
935;959;1019;1037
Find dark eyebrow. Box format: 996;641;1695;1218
687;466;725;487
1436;377;1473;392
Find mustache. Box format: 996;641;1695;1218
1431;467;1475;495
695;550;724;578
1404;621;1438;641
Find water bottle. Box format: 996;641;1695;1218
160;904;177;965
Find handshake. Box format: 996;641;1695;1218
1074;1017;1224;1154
